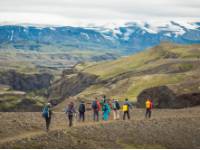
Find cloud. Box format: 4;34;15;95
0;0;199;26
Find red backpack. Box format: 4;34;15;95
150;101;153;109
96;101;101;111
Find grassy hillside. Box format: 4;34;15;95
79;43;200;79
73;43;200;101
0;49;120;79
0;84;47;111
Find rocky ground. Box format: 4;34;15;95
0;107;200;148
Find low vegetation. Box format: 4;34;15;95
71;43;200;102
1;42;200;110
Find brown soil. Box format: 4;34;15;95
0;107;200;148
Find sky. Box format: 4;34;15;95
0;0;199;26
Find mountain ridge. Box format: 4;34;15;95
0;21;199;54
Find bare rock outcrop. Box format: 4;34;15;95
0;70;53;91
137;86;200;108
48;72;98;105
137;86;176;108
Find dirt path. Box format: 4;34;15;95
0;120;115;144
0;107;200;148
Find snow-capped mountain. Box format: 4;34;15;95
0;21;199;54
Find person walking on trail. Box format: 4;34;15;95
102;100;111;121
112;99;121;120
108;98;113;110
145;99;153;118
92;97;101;121
65;102;77;127
78;100;86;122
100;95;106;110
42;103;52;132
122;98;132;120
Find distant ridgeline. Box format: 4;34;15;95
0;21;200;54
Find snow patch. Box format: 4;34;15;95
174;21;199;30
102;34;115;41
50;27;56;30
112;28;122;36
164;33;171;37
10;30;14;41
162;22;186;36
142;26;157;34
123;28;134;40
80;32;90;40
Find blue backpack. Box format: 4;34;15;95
92;101;98;110
42;106;49;118
79;103;85;112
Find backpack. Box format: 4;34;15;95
96;101;101;111
116;101;120;110
42;106;49;118
79;103;85;112
150;101;153;109
67;106;75;115
122;104;128;112
146;101;151;109
103;104;108;112
92;101;98;110
112;102;117;110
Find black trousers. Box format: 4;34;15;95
123;111;130;120
79;112;85;122
145;108;152;118
68;115;73;127
93;110;99;121
45;117;51;131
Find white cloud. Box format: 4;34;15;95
0;0;199;26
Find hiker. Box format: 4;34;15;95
112;99;121;120
100;95;106;109
92;97;101;121
145;99;153;118
65;102;77;127
78;100;86;122
108;98;113;110
42;103;52;132
102;100;111;121
122;98;132;120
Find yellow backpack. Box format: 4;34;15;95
146;100;151;109
122;105;128;111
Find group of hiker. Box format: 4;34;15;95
91;96;121;121
42;95;153;132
